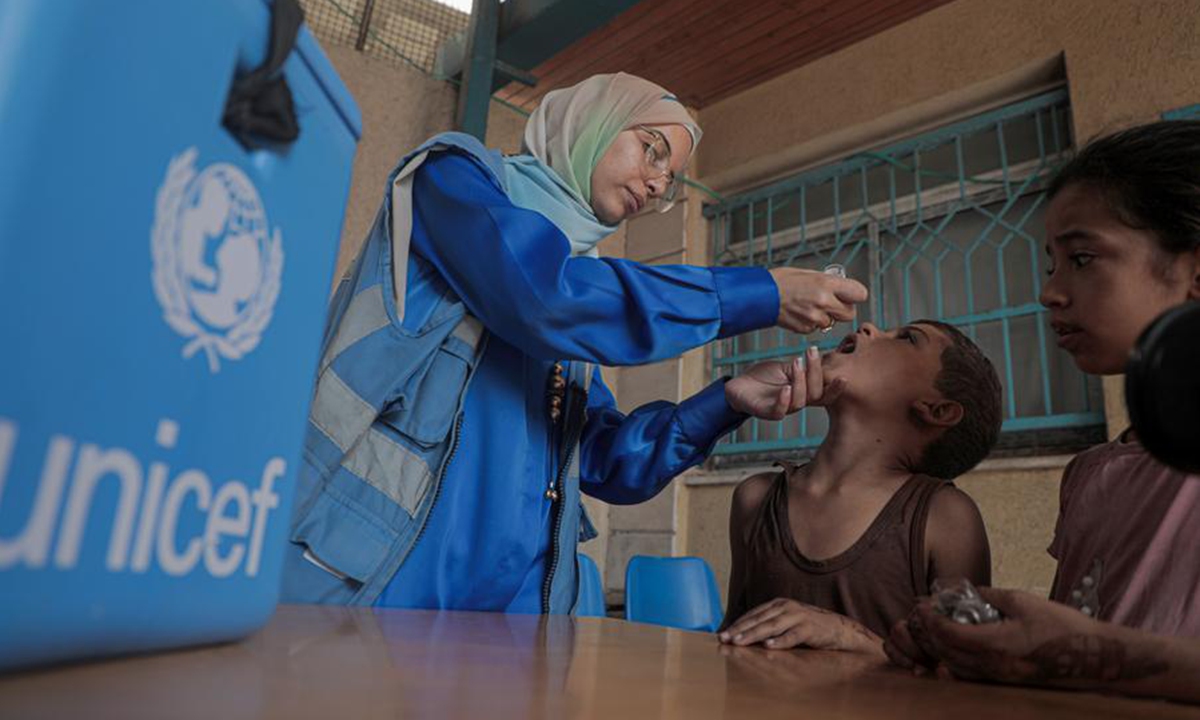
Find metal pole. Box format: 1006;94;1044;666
455;0;499;141
355;0;376;51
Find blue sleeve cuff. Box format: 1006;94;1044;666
676;378;748;454
711;266;779;339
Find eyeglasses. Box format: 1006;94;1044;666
635;125;683;213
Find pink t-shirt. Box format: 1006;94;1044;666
1049;435;1200;637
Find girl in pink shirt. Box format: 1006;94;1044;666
1038;121;1200;637
887;120;1200;702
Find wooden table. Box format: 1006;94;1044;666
1;605;1196;719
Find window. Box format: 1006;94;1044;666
1164;104;1200;121
707;89;1105;462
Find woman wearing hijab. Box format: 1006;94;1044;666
281;73;867;613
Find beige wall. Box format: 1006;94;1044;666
697;0;1200;192
323;46;457;279
665;0;1200;599
323;46;529;280
484;99;529;155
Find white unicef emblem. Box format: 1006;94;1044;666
151;148;284;373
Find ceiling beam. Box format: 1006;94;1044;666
495;0;641;74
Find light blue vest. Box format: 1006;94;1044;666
280;134;591;612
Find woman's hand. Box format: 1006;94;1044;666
724;347;844;420
769;267;868;334
884;588;1169;688
719;598;885;656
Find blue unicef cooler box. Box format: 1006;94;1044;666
0;0;361;669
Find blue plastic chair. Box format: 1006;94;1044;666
576;554;606;617
624;555;723;632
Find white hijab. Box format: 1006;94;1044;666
521;72;702;208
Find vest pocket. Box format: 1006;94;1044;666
301;545;352;582
281;537;365;605
285;484;397;603
385;343;470;447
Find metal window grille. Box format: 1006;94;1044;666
707;89;1106;460
299;0;469;75
1164;103;1200;121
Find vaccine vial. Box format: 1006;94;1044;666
820;264;846;333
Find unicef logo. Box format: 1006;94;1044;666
151;148;284;373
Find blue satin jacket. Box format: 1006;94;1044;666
280;134;779;613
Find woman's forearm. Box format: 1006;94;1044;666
1101;625;1200;704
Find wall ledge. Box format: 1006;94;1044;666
685;454;1074;487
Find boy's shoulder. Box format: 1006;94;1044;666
921;479;991;587
925;482;984;530
730;467;785;520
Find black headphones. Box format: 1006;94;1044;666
1125;301;1200;473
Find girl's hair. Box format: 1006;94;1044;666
1048;119;1200;257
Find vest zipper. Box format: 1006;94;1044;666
540;434;572;614
541;382;586;614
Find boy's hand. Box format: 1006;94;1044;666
769;267;868;334
884;588;1134;687
724;347;845;420
718;598;884;656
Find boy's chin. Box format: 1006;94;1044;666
822;368;848;387
820;380;852;410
